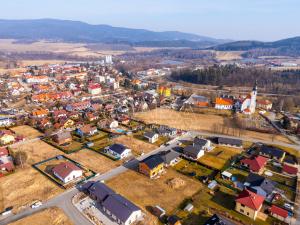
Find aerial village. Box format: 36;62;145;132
0;57;300;225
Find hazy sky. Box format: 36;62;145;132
0;0;299;41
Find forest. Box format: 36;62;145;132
170;65;300;95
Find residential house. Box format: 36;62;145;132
184;94;209;108
217;137;242;148
159;150;181;166
193;137;212;151
244;173;276;198
53;110;67;119
282;164;298;176
102;194;142;225
215;97;234;110
269;205;289;222
0;147;14;172
0;131;15;145
240;156;268;174
52;132;72;145
88;182;116;202
88;83;101;95
52;161;83;183
235;189;265;220
183;145;205;160
157;126;177;137
0;118;14;127
32;109;48;118
144;131;159;143
76;125;98;137
85;112;99;122
258;145;285;162
167;215;182;225
105;144;131;159
139;155;164;178
256;100;272;110
204;214;232;225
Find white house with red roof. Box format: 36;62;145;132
88;83;101;95
270;205;289;222
235;189;265;220
282;163;298;176
257;99;272;110
52;161;83;183
240;156;268;174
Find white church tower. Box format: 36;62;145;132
249;80;257;113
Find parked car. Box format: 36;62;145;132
31;201;42;209
284;203;294;211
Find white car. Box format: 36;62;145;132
31;201;42;209
284;203;294;211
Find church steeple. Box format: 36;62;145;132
253;80;258;92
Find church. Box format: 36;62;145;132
240;81;257;114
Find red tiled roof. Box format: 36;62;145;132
215;97;234;106
270;205;288;218
283;164;298;175
52;162;82;179
241;156;268;172
0;147;8;157
236;189;265;210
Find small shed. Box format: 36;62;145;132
221;171;233;180
184;203;194;212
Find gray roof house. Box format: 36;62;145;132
102;194;142;225
244;173;276;198
159;150;181;166
183;145;205;160
88;182;115;202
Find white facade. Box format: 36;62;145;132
0;118;13;127
88;87;101;95
107;148;131;159
53;170;82;183
109;120;119;129
215;104;233;110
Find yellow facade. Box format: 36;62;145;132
139;162;164;178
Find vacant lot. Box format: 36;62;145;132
10;125;42;139
134;108;291;144
9;207;73;225
113;135;157;155
107;169;202;214
10;139;62;164
67;149;121;174
0;167;63;213
199;146;242;170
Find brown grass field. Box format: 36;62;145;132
113;135;157;156
67;149;121;174
134;108;291;144
10;125;42;139
107;169;202;216
9;207;73;225
199;146;242;170
10;139;62;165
0;167;63;213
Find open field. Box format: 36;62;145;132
134;108;292;144
10;139;62;164
113;135;157;155
213;50;244;61
67;149;121;174
10;125;42;139
107;169;202;214
0;167;63;213
9;207;73;225
199;146;242;170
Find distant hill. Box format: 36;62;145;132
210;37;300;57
0;19;227;47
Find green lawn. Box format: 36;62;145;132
59;141;83;153
89;138;112;151
226;167;249;182
177;186;276;225
86;131;108;142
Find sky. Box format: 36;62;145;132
0;0;299;41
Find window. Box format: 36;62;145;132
247;212;249;216
241;204;245;207
240;209;244;213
